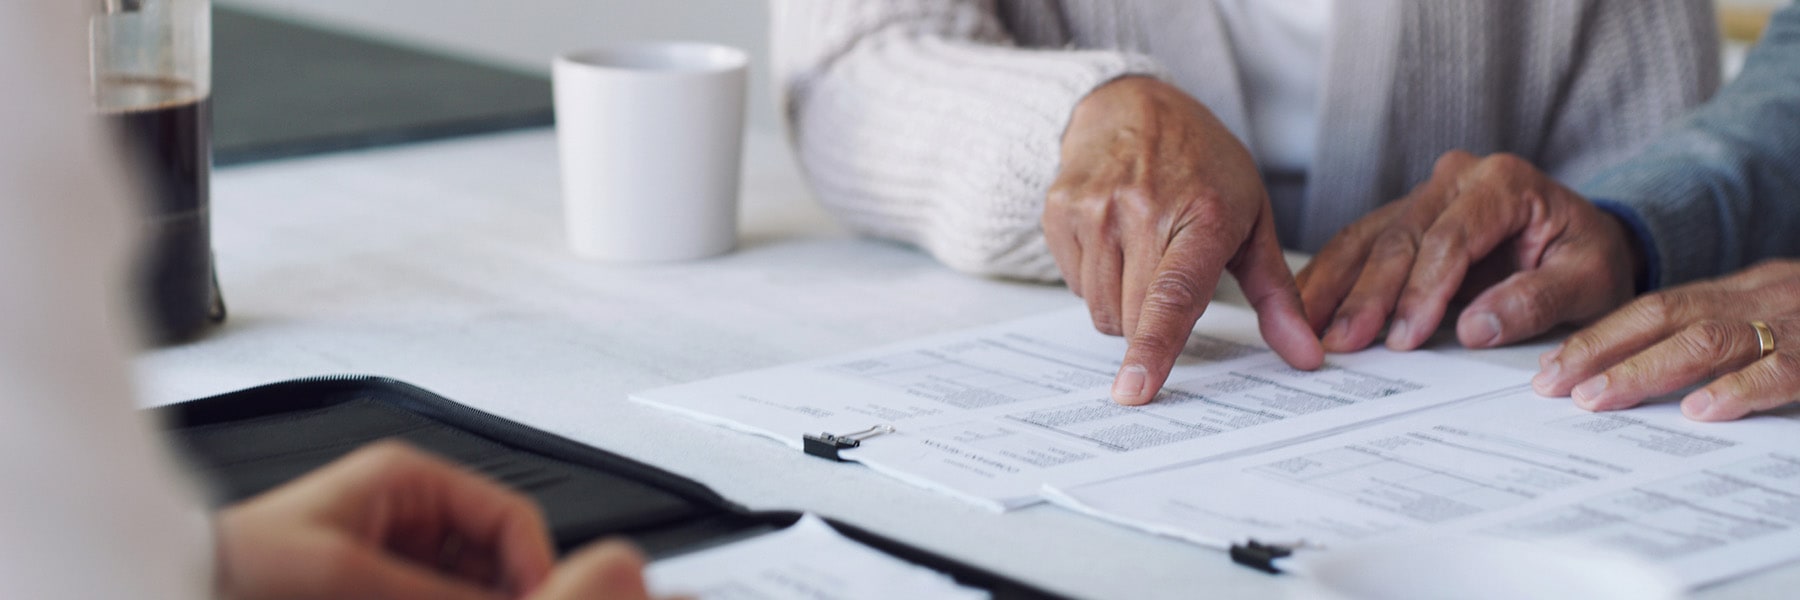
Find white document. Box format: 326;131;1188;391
646;515;989;600
635;306;1800;587
633;305;1530;509
1046;389;1800;588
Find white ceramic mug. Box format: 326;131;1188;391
553;42;747;261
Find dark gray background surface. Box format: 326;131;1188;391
213;6;553;165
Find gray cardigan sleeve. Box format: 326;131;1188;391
1579;5;1800;289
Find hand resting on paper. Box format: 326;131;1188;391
1296;151;1642;353
1533;260;1800;422
1045;76;1324;406
215;442;651;600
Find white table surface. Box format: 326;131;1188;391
137;128;1800;599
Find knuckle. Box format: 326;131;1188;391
1417;226;1465;260
1114;185;1159;221
1075;193;1113;223
1605;359;1646;384
1682;320;1738;364
1044;185;1093;220
1760;355;1800;411
1089;306;1123;336
1560;333;1598;366
1183;188;1232;228
1507;279;1560;325
1728;259;1785;288
1629;293;1680;328
1369;228;1419;261
1332;299;1373;321
1045;183;1077;210
1710;387;1752;415
1764;277;1800;303
1485;153;1530;175
1142;271;1205;319
1724;369;1778;406
1433;150;1474;176
1726;260;1784;290
1333;216;1382;248
1769;351;1800;378
1127;329;1183;364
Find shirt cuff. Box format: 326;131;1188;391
1591;199;1663;293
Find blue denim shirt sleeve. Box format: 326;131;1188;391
1577;4;1800;287
1590;199;1663;293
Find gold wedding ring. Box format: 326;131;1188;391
1751;320;1776;359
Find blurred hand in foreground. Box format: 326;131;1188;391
1297;151;1641;353
1046;76;1323;405
217;441;650;600
1534;260;1800;421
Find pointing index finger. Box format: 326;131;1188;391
1112;218;1233;406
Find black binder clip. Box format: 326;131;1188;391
803;425;895;461
1229;539;1301;575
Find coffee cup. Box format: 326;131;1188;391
553;42;748;262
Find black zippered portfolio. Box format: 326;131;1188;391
154;376;1065;599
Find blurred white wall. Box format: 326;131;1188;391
222;1;1790;130
219;0;779;131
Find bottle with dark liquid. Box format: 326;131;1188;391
92;0;224;344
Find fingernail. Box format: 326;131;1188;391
1462;312;1503;347
1323;317;1351;349
1112;365;1148;404
1531;361;1562;394
1386;318;1412;349
1572;375;1609;408
1683;390;1716;420
1539;347;1562;369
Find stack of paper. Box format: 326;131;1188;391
634;305;1800;588
648;515;988;599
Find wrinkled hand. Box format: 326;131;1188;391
217;441;650;600
1533;260;1800;421
1046;76;1322;405
1297;151;1642;352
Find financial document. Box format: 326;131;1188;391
646;515;988;599
635;306;1800;586
634;305;1528;509
1047;390;1800;588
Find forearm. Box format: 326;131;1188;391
774;0;1164;279
1579;5;1800;287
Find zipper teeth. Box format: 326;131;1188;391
179;374;742;510
172;377;1064;597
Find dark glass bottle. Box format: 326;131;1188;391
91;0;225;344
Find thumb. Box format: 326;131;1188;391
530;540;650;600
1232;212;1325;370
1457;255;1614;348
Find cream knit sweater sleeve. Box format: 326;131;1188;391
773;0;1165;280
